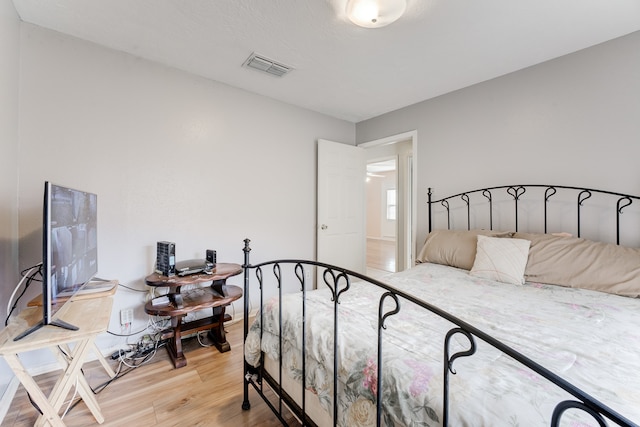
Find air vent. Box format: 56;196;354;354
243;53;292;77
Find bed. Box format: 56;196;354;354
241;185;640;427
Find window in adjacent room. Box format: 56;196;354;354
386;189;396;220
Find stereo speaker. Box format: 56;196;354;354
156;241;176;277
206;249;217;267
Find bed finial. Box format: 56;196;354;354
243;238;251;266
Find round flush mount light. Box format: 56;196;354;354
346;0;407;28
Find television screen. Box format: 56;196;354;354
46;182;98;317
14;182;98;341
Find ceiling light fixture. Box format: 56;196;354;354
346;0;407;28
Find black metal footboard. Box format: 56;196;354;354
240;238;638;427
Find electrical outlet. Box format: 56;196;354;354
120;308;134;326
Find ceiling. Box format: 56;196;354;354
12;0;640;123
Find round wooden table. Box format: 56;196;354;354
145;263;242;368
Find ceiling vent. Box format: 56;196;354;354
243;53;292;77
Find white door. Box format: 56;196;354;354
317;139;366;274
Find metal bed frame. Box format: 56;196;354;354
427;185;639;243
242;184;640;427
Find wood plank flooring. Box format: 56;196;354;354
2;320;298;427
366;238;396;273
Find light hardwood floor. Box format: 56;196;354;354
366;237;396;274
2;320;298;427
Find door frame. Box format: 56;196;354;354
358;130;417;269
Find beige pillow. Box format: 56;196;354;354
469;235;531;285
514;232;640;297
416;229;513;270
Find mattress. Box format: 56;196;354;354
245;262;640;426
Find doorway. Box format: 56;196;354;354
359;132;415;276
366;158;397;275
316;132;416;280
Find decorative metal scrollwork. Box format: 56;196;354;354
482;189;493;230
551;400;607;427
507;186;526;231
507;185;526;200
428;185;640;246
273;263;282;288
461;194;470;230
616;197;633;245
444;328;477;374
617;196;632;214
255;266;263;290
378;292;400;330
578;190;592;206
544;186;557;201
441;199;450;230
323;268;351;303
443;328;477;426
376;292;401;427
294;263;305;291
577;190;592;238
544;187;557;233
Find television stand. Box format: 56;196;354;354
19;279;118;341
0;296;114;426
144;263;243;368
12;318;78;342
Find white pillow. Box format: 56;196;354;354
469;235;531;285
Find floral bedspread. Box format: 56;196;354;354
245;263;640;426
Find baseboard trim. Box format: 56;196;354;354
366;236;396;242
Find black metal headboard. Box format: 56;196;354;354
428;185;640;245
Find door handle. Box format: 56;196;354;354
321;224;328;230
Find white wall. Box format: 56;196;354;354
356;31;640;249
0;0;21;402
14;24;354;365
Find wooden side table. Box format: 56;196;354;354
0;296;113;427
144;263;242;368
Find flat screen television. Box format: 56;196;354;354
14;182;98;341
